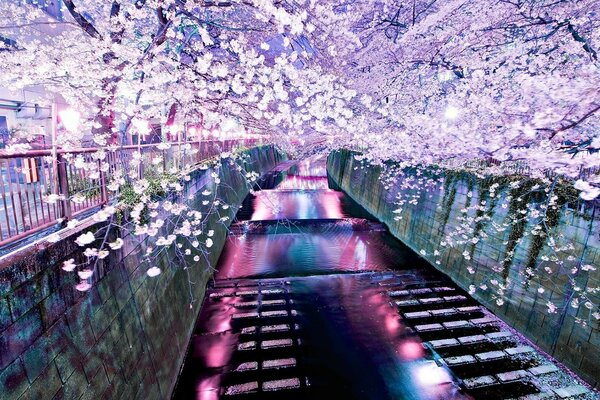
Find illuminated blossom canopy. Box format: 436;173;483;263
1;1;599;174
334;0;600;181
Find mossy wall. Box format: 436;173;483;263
0;146;285;400
328;149;599;388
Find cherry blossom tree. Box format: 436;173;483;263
1;0;599;321
301;0;600;325
0;0;358;298
312;0;600;180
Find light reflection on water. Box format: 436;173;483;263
289;273;467;400
273;175;330;190
215;230;422;280
175;157;472;399
225;156;403;280
179;272;470;400
247;190;349;220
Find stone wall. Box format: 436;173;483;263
327;149;600;388
0;146;284;400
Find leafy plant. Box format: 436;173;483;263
117;170;180;225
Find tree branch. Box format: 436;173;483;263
546;103;600;140
62;0;103;39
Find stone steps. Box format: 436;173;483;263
177;273;595;399
203;282;308;398
379;284;593;399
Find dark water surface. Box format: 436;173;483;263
215;227;421;280
173;156;587;400
242;189;351;220
177;272;469;400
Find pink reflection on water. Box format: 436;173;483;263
414;361;453;385
385;314;401;334
197;333;237;368
183;274;470;399
398;340;425;360
275;175;330;190
216;231;399;279
411;361;465;399
250;190;346;220
196;296;235;333
195;375;220;400
324;275;469;399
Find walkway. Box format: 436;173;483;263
173;157;595;400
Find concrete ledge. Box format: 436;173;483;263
327;149;600;389
0;146;285;400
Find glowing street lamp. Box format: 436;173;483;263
59;108;81;132
221;118;237;132
438;70;454;82
132;118;151;137
444;105;460;120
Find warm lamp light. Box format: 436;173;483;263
444;105;459;120
221;118;237;132
132;118;151;136
59;109;81;132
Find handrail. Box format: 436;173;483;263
0;138;264;248
0;138;261;158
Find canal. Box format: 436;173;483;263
173;156;595;400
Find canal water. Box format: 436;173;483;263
173;156;596;400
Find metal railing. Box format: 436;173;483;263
0;138;262;247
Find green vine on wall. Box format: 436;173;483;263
468;176;504;260
501;179;536;280
495;175;581;282
437;170;461;236
377;154;590;287
432;169;582;283
523;178;580;281
116;169;180;225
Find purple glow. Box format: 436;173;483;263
249;189;347;220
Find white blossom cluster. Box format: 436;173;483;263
1;0;599;320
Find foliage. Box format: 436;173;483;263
117;168;179;223
68;173;100;199
1;0;599;324
373;151;599;327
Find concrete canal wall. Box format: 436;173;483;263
327;149;600;388
0;146;284;400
